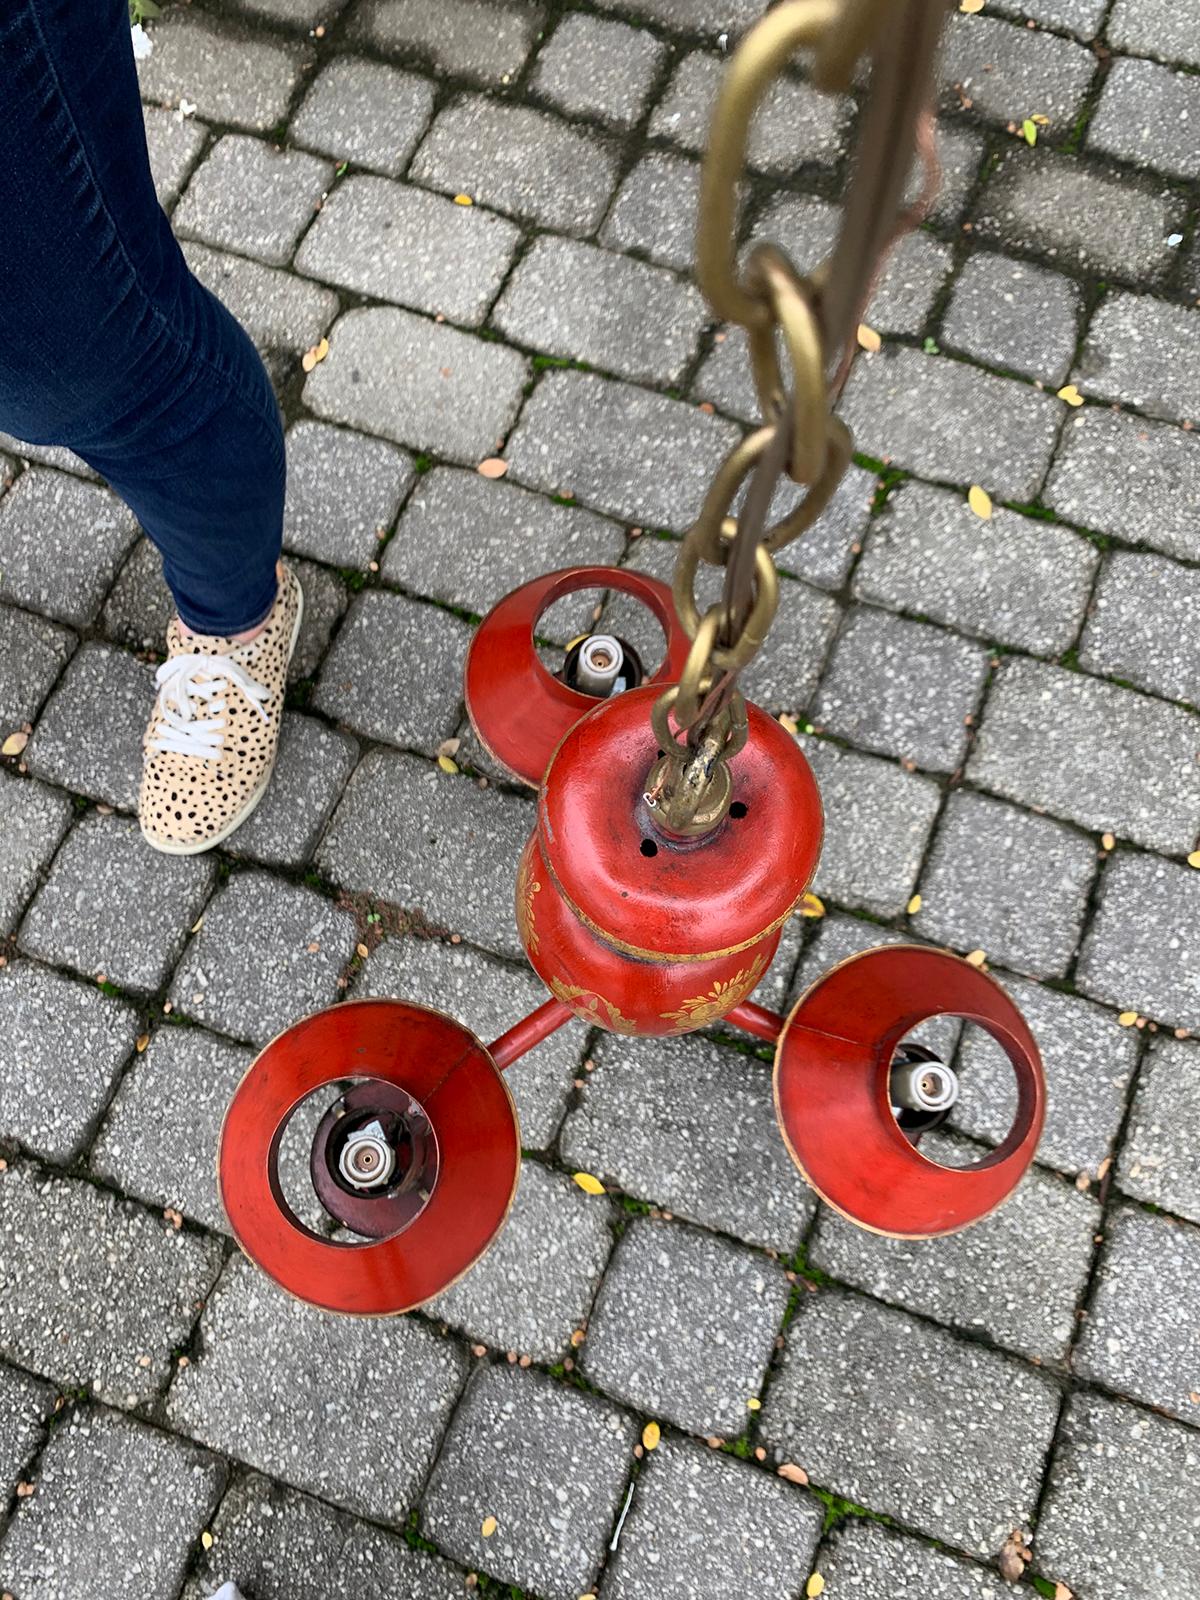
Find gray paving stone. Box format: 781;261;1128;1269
968;657;1200;855
0;1407;225;1600
532;13;667;129
424;1363;636;1600
1045;405;1200;563
778;462;875;593
0;468;138;627
0;1363;51;1492
0;432;94;478
296;174;520;327
175;135;332;267
412;95;618;236
317;749;533;958
913;791;1096;979
233;0;351;24
168;870;357;1047
651;53;853;174
1119;1035;1200;1225
0;602;75;731
1075;1205;1200;1421
351;0;542;86
18;811;215;993
291;57;435;176
601;151;704;272
0;959;137;1164
168;1254;467;1521
866;229;954;337
790;913;963;1062
183;240;337;359
313;589;467;753
283;420;412;568
814;606;988;774
605;1434;823;1600
857;480;1096;656
954;974;1139;1176
617;535;840;710
759;1288;1060;1555
426;1159;613;1360
494;237;710;386
0;772;71;938
0;1160;223;1409
286;557;351;681
798;735;941;917
225;713;359;870
142;103;207;208
938;12;1095;129
384;466;624;615
810;1133;1098;1362
838;348;1060;501
593;0;763;37
508;368;740;532
974;149;1183;283
1089;54;1200;181
1078;852;1200;1030
1107;0;1200;68
903;121;987;225
355;935;586;1150
560;1029;816;1252
821;1520;1014;1599
138;10;309;131
941;249;1082;386
90;1026;253;1235
304;305;529;463
1037;1392;1200;1600
26;643;156;812
99;537;175;651
182;1472;463;1600
1075;291;1200;424
1079;550;1200;708
581;1217;790;1436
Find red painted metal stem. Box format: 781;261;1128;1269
726;999;785;1044
488;999;577;1071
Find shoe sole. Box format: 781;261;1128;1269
142;576;306;857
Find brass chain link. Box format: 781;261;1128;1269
647;0;947;836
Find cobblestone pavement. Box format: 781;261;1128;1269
1;1;1199;1596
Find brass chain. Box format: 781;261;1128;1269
647;0;947;836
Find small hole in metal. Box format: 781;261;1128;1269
729;801;748;819
640;839;658;858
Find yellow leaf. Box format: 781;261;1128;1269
1057;384;1084;407
778;712;799;735
1;731;28;756
1022;118;1037;146
806;1576;826;1598
906;894;922;915
437;754;459;774
573;1172;606;1195
965;948;986;968
481;1516;497;1538
1101;832;1116;851
747;1397;762;1411
300;336;329;373
642;1421;661;1450
856;323;882;353
1031;113;1050;125
454;193;474;206
477;457;509;479
959;0;984;11
356;942;369;960
201;1531;214;1551
800;891;825;919
778;1462;809;1485
1117;1011;1139;1027
136;1033;150;1054
967;484;992;520
1187;850;1200;869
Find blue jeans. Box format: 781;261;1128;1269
0;0;284;636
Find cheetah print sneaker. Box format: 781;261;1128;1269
139;565;303;855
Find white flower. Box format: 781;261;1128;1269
130;22;153;59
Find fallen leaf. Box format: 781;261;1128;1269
481;1516;497;1538
571;1327;586;1346
778;1462;809;1485
747;1397;762;1411
301;336;330;373
201;1531;214;1550
998;1531;1028;1581
1101;832;1116;850
135;1033;150;1054
573;1171;606;1195
477;457;508;479
1031;113;1050;125
959;0;984;11
1187;850;1200;869
306;941;321;953
2;731;29;756
968;484;992;520
437;737;461;760
15;1482;35;1499
356;942;369;960
1117;1011;1139;1027
907;893;922;915
1057;383;1084;407
778;712;799;735
642;1421;661;1450
965;948;987;967
1021;117;1037;146
437;754;459;774
1054;1585;1073;1600
806;1577;825;1598
454;193;474;206
856;323;882;353
800;891;825;919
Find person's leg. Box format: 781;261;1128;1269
0;0;284;636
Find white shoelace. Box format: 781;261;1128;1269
150;653;271;760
